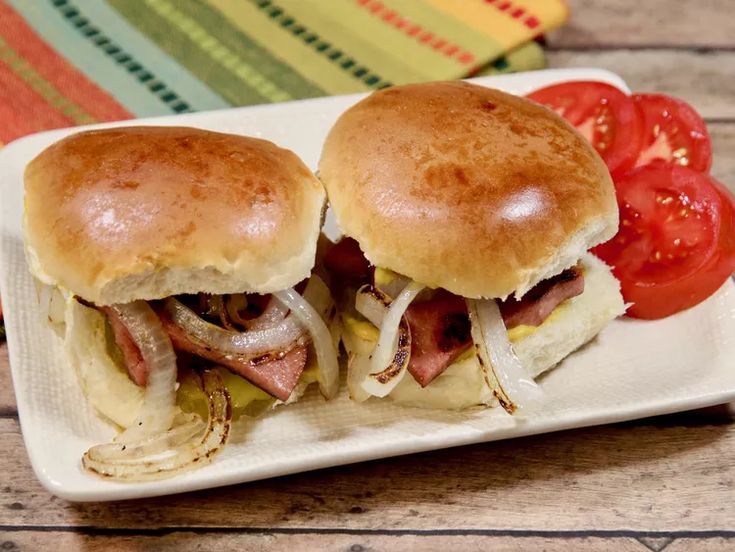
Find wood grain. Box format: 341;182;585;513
2;531;732;552
546;50;735;120
1;417;733;531
0;530;688;552
550;0;734;48
711;123;735;189
0;344;13;415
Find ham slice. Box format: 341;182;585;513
159;314;307;402
499;268;584;328
399;268;584;387
324;237;371;282
404;293;472;387
101;306;148;386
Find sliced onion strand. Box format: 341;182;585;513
466;298;543;414
86;412;205;462
112;301;178;443
274;277;339;399
163;297;305;357
244;298;289;330
361;281;424;398
355;284;391;326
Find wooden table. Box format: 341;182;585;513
2;1;734;550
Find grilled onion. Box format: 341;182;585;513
86;412;205;461
83;369;232;481
275;276;339;399
361;281;424;397
163;297;306;357
244;297;288;330
225;294;249;328
346;353;372;402
209;294;236;330
466;298;543;414
355;284;391;326
112;301;178;443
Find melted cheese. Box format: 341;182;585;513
374;266;399;287
343;314;380;341
343;297;573;350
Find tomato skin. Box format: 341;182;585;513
632;93;712;173
526;81;643;178
711;179;735;261
593;164;735;320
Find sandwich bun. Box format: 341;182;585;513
319;81;618;299
24;126;326;305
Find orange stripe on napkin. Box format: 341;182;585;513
0;59;75;142
0;0;131;123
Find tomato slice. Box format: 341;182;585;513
593;164;735;319
526;81;643;178
632;93;712;173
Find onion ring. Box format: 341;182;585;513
163;297;306;357
82;369;232;481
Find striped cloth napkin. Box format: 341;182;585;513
0;0;567;145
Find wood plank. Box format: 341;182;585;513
666;537;735;551
549;0;735;48
0;344;14;415
711;123;735;190
1;417;734;531
0;530;663;551
546;50;735;120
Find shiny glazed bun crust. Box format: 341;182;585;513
24;126;325;305
319;81;618;299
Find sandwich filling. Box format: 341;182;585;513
98;275;337;404
326;238;588;413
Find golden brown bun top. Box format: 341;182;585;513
24;126;325;304
319;81;618;299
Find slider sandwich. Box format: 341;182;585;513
24;126;339;480
319;81;626;412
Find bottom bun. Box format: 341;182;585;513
64;299;143;428
513;252;626;378
346;253;625;410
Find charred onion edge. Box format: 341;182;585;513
371;317;411;385
82;369;232;481
466;298;543;415
360;281;424;397
224;294;250;328
466;298;516;414
355;284;391;327
209;295;236;330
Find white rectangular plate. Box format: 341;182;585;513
2;68;735;502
